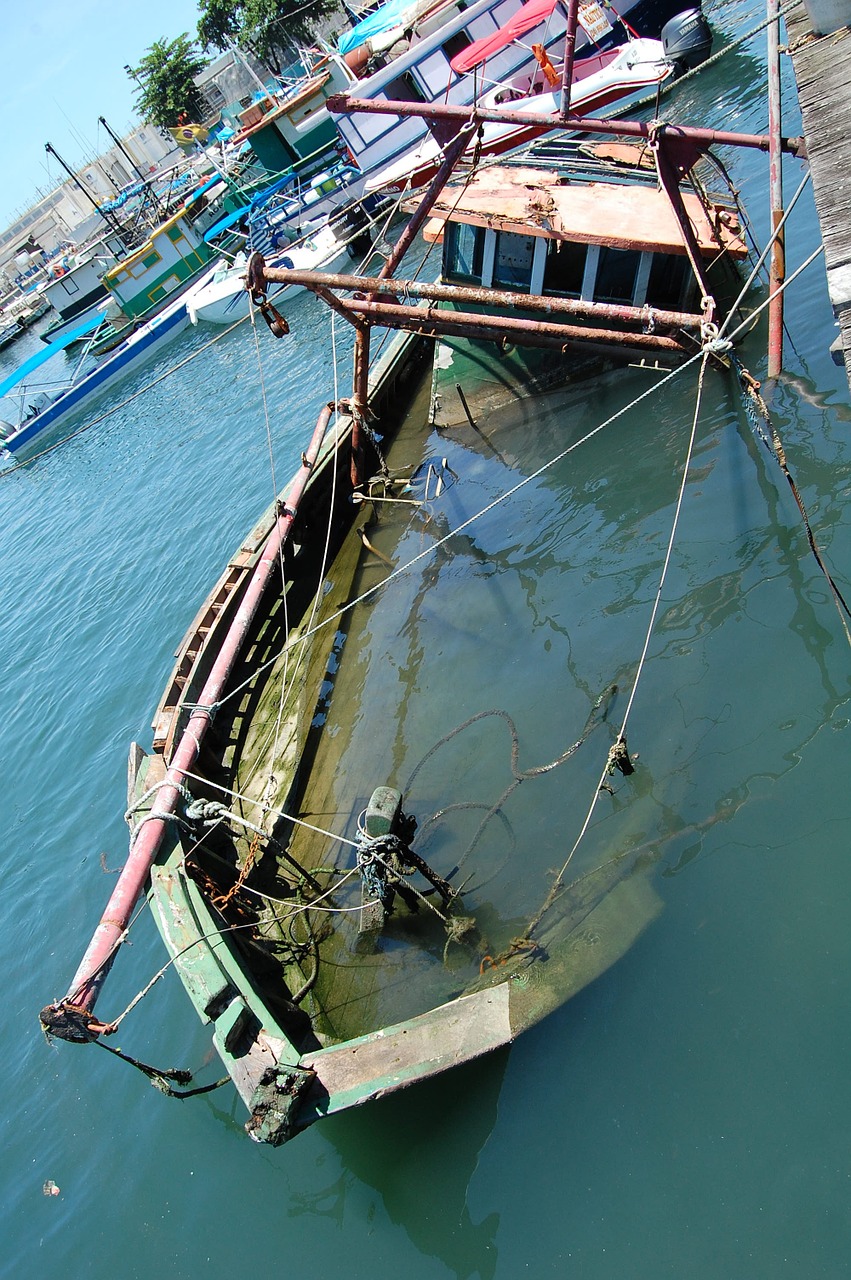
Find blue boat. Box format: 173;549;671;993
0;297;191;461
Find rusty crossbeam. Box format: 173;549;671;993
324;94;805;157
651;139;717;325
338;298;688;352
376;124;476;284
255;267;705;332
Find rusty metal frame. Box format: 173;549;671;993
325;92;806;159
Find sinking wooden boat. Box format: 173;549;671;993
41;4;808;1144
55;320;670;1144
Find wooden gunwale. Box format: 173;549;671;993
48;395;342;1023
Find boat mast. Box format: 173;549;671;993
97;116;167;223
44;142;126;240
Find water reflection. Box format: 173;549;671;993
292;1052;507;1279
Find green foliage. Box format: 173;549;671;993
128;35;210;129
197;0;338;74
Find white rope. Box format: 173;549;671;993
533;346;712;922
723;245;825;345
240;304;348;820
174;764;361;851
718;171;812;338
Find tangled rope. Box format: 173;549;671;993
730;351;851;648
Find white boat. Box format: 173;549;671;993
365;36;675;191
187;216;384;326
329;0;711;189
39;232;128;346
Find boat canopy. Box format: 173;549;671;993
202;205;251;243
450;0;559;72
0;309;105;400
338;0;430;54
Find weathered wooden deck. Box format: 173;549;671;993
786;0;851;389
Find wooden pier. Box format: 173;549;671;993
786;0;851;388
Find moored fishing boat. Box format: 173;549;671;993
361;36;677;191
187;192;394;326
41;4;839;1147
0;295;190;460
328;0;712;192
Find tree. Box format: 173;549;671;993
197;0;243;55
128;35;210;129
197;0;337;74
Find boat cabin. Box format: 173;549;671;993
424;150;749;425
435;160;748;312
39;232;128;344
101;206;217;322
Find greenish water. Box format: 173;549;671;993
3;3;851;1275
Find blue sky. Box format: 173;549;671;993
1;0;205;230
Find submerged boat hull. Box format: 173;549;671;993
129;329;665;1143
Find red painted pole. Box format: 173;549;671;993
51;403;335;1025
326;93;806;157
767;0;785;378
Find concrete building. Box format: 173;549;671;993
0;124;184;277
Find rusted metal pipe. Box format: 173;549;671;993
376;124;477;283
49;404;336;1027
339;298;688;352
351;327;371;487
652;133;716;325
256;267;705;331
325;93;805;156
559;0;581;118
767;0;785;377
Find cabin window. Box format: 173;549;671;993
142;250;162;270
414;50;455;97
383;73;426;104
167;225;186;243
340;110;392;148
646;254;691;310
542;240;587;299
59;277;80;296
593;247;642;304
442;30;472;60
444;222;485;283
493;232;535;292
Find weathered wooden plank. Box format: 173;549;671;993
787;2;851;388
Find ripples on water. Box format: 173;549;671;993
3;6;851;1275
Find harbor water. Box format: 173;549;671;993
3;1;851;1274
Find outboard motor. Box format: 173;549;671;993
661;8;714;73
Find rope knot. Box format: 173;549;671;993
699;317;732;355
605;736;635;777
184;797;231;827
641;304;657;335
